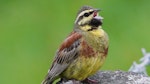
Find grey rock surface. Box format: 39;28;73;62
57;70;150;84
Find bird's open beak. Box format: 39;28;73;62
93;9;103;20
94;9;100;12
93;9;100;17
94;15;104;20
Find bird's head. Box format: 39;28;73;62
74;6;103;31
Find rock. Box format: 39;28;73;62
57;70;150;84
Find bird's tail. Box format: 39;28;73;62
41;74;53;84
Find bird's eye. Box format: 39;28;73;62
84;13;89;17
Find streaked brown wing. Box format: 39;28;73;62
42;32;82;84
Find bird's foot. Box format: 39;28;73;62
82;78;98;84
56;78;80;84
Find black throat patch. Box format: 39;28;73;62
89;18;102;27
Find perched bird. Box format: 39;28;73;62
42;6;109;84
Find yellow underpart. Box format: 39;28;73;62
80;25;104;37
89;27;104;37
61;54;105;80
80;25;92;31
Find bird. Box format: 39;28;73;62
42;6;109;84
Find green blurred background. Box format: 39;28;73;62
0;0;150;84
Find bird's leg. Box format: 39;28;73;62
81;78;98;84
56;78;80;84
72;79;80;84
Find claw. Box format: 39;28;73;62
82;78;98;84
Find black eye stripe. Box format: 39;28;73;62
89;11;94;14
83;11;94;17
76;11;95;23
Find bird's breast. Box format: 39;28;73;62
61;53;105;80
61;28;109;80
83;28;109;54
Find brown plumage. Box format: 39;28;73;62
42;6;109;84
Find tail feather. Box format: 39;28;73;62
41;74;54;84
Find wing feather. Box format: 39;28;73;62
42;32;82;84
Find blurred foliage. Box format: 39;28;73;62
0;0;150;84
